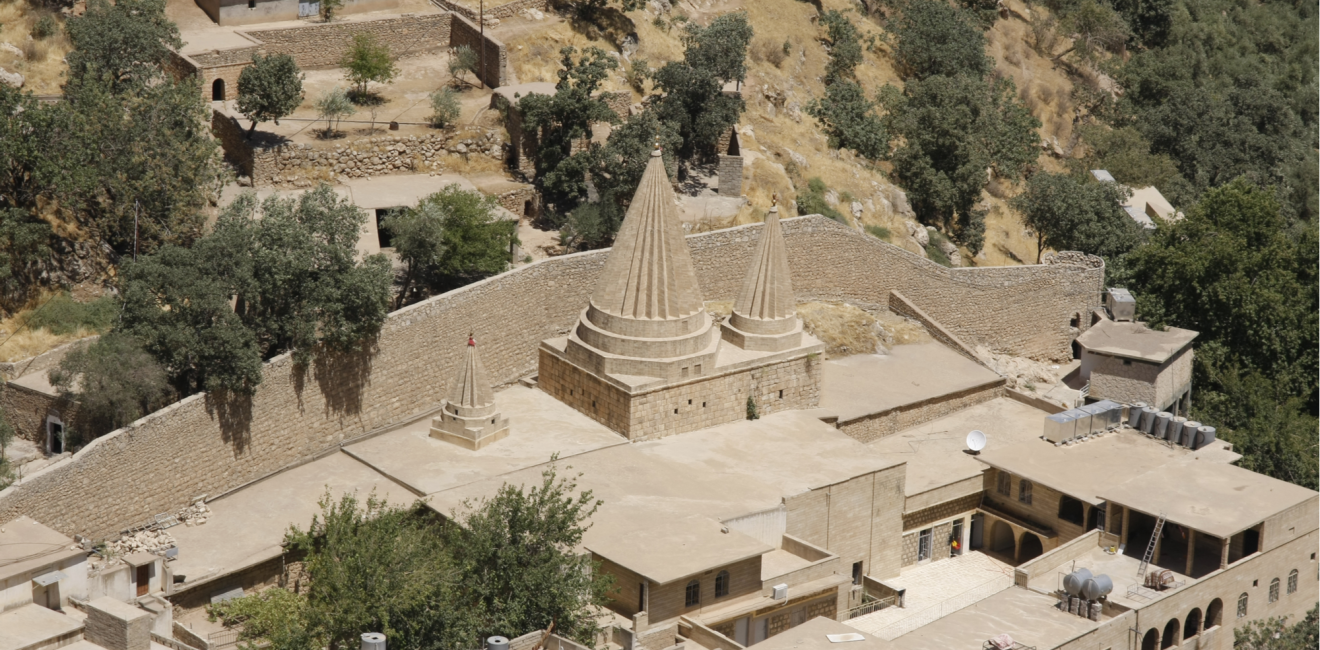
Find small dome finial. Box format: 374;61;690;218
467;333;475;346
652;136;662;157
770;193;779;211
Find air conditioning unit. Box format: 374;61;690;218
772;584;788;600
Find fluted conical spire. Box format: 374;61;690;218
589;147;704;320
732;204;796;322
448;335;495;411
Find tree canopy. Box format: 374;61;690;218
1011;172;1143;262
651;12;753;159
237;54;305;136
888;0;991;81
49;332;173;442
65;0;181;92
341;34;399;99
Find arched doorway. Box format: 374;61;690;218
1206;598;1223;629
1184;608;1202;639
1141;629;1159;650
1018;532;1044;562
523;199;533;218
212;78;226;101
989;520;1015;554
1161;618;1179;648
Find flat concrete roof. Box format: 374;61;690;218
168;451;415;591
1068;544;1193;609
1076;320;1197;363
426;410;900;579
0;604;83;650
976;428;1232;507
759;617;893;650
819;344;1002;422
0;516;84;584
867;398;1052;501
1101;459;1318;538
344;385;626;498
888;586;1097;650
587;513;773;585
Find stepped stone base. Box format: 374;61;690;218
429;411;509;451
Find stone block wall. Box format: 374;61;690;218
718;154;743;197
448;14;510;89
0;383;68;446
0;217;1103;539
431;0;548;21
86;598;154;650
538;349;821;441
902;493;982;532
836;380;1004;443
0;336;97;382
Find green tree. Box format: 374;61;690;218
880;74;1039;253
428;87;461;129
237;54;305;137
448;45;479;87
319;0;343;22
1054;0;1129;63
49;332;174;441
819;10;863;84
383;185;516;305
341;34;399;100
65;0;181;92
519;47;619;216
119;186;392;395
889;0;991;80
1235;605;1318;650
1118;179;1318;488
1011;172;1142;262
314;86;355;137
806;80;888;159
651;12;753;159
443;464;614;645
1071;125;1184;191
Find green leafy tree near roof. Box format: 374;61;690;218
520;47;619;217
651;11;752;159
237;54;305;137
819;10;863;85
807;80;888;160
65;0;181;92
341;34;399;100
888;0;991;81
1234;605;1318;649
1011;172;1143;263
49;332;174;442
879;74;1039;255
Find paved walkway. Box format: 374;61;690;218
847;551;1016;640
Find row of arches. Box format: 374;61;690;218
1140;599;1223;650
987;520;1044;563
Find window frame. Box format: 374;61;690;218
1287;569;1298;595
1019;479;1033;505
1236;593;1248;618
715;571;730;598
917;528;933;561
685;580;701;607
1269;578;1280;603
996;471;1011;496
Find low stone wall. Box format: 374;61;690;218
213;111;506;186
0;217;1103;538
836;380;1005;444
0;382;68;446
0;336;97;382
432;0;548;21
888;290;983;365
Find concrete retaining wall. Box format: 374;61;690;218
0;217;1103;538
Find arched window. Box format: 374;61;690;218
997;471;1011;496
212;78;226;101
1236;592;1248;618
1018;480;1033;505
1206;598;1223;628
1140;629;1158;650
1070;313;1081;329
1161;618;1179;649
685;580;700;607
1288;569;1298;594
1269;578;1280;603
1058;495;1085;525
1183;608;1201;639
715;571;729;598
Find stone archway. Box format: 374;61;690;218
212;78;226;101
1161;618;1180;648
1018;532;1044;562
989;520;1015;554
1184;608;1202;639
1141;629;1159;650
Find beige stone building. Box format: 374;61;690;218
1077;319;1197;414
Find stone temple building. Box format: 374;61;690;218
538;147;825;439
430;336;509;451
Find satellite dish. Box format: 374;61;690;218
966;430;987;453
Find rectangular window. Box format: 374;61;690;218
852;561;863;585
1019;480;1033;505
918;529;933;561
685;580;700;607
638;583;646;613
996;471;1011;496
950;519;964;556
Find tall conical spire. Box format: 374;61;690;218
732;202;796;322
448;334;496;411
723;200;804;351
589;145;704;320
431;334;508;450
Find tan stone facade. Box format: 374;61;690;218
836;380;1004;443
1085;345;1193;412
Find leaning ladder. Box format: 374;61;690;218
1136;513;1167;579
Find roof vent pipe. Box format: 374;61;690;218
361;634;386;650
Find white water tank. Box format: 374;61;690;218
486;637;509;650
1140;407;1158;434
1063;568;1093;596
1128;402;1147;428
361;633;386;650
1196;426;1217;450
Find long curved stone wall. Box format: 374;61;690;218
0;217;1103;538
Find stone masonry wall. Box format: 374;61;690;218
0;336;97;382
718;154;743;197
0;383;66;446
447;14;510;89
837;381;1004;443
432;0;548;21
0;217;1103;539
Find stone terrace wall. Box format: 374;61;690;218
432;0;548;21
447;14;510;89
0;217;1102;538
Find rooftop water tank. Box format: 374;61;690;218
1082;575;1114;600
1067;408;1093;440
1044;412;1078;444
1063;568;1093;596
1168;417;1187;445
1140;407;1158;434
1196;426;1217;450
1080;404;1107;435
486;637;509;650
1128;402;1147;428
1153;411;1172;439
361;634;386;650
1097;400;1124;430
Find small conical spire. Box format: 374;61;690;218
732;199;796;322
448;333;495;409
588;142;705;320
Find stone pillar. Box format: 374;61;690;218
1220;537;1230;570
718;154;744;197
1152;527;1163;564
1186;529;1197;576
1121;508;1130;547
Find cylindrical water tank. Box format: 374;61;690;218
1140;407;1158;434
1128;402;1147;428
1063;568;1093;596
1196;426;1217;450
486;638;510;650
1082;574;1114;600
1168;417;1186;445
361;633;386;650
1153;412;1173;439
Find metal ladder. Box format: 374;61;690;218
1136;513;1167;579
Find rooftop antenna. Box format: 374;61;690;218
966;429;986;454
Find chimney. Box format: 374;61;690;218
85;597;154;650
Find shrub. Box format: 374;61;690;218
32;14;59;39
796;178;848;223
428;87;461;128
341;34;398;100
50;332;173;441
25;294;117;335
448;45;478;86
315;86;355;136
